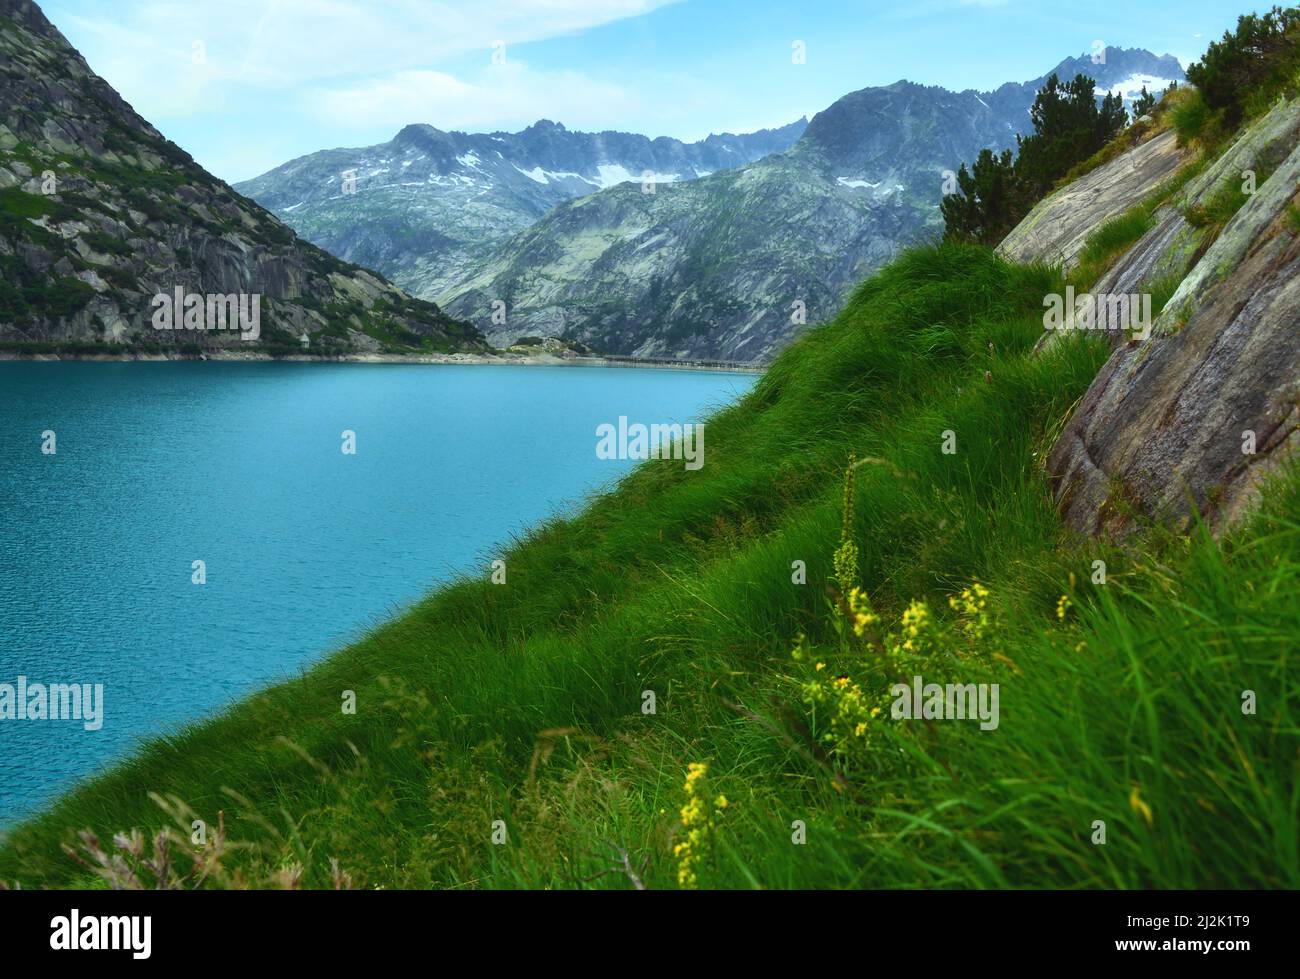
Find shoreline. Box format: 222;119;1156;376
0;349;765;374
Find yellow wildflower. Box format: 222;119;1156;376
847;586;881;638
949;581;992;640
897;599;933;654
674;762;724;889
1129;786;1153;827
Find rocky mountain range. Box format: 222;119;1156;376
0;0;484;356
234;118;809;303
434;49;1185;360
1;0;1186;364
243;48;1184;361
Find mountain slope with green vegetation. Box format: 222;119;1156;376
3;6;1297;891
2;242;1295;889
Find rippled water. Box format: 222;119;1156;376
0;362;755;823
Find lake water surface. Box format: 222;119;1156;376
0;362;756;823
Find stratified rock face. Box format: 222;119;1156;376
1039;97;1300;535
0;0;483;354
998;130;1189;269
1048;98;1300;349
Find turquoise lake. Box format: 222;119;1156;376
0;362;756;824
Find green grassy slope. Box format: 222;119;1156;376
2;243;1295;889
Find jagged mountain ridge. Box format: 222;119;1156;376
804;49;1183;175
234;117;809;299
0;0;484;355
431;48;1185;361
238;48;1183;362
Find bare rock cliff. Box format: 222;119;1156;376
1002;97;1300;534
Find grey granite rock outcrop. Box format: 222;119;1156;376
998;129;1188;270
1031;99;1300;534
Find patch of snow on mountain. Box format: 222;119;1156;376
513;165;599;185
514;165;550;184
592;164;681;188
427;173;478;187
594;163;635;187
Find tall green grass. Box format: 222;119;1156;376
1072;206;1158;289
1169;88;1219;147
1;243;1295;890
1184;171;1264;231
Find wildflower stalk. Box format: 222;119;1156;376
832;453;860;612
672;762;727;889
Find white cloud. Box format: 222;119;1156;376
310;61;635;134
56;0;682;116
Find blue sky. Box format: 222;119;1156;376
42;0;1269;183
